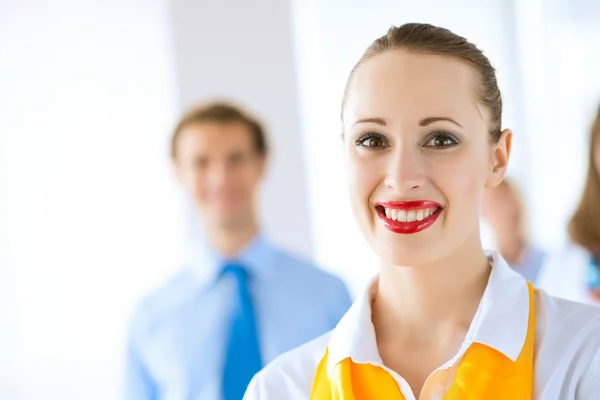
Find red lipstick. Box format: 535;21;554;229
374;200;443;234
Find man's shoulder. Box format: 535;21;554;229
128;268;199;335
271;246;346;286
544;241;590;266
245;331;331;399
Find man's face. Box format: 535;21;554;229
483;184;521;239
173;122;265;230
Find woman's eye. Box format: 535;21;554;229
363;137;384;147
355;133;387;148
425;133;459;148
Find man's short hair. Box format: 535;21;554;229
170;101;268;159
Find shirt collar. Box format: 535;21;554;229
185;232;274;286
326;251;530;375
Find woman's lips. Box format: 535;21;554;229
374;200;443;234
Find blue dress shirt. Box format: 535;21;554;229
124;234;352;400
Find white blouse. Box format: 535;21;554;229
244;253;600;400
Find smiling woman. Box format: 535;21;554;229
341;28;508;270
243;23;600;400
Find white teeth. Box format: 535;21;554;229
398;210;407;222
381;206;439;222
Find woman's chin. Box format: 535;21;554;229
374;241;441;268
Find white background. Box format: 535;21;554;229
0;1;184;398
1;0;600;398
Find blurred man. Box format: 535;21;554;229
124;101;352;400
483;178;546;283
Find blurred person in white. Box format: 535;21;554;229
538;105;600;305
482;178;546;283
124;101;352;400
244;23;600;400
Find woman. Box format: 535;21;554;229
244;23;600;399
482;177;546;283
537;106;600;304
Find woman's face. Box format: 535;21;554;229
342;50;510;266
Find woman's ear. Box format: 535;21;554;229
485;129;512;188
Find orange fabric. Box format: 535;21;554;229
310;282;536;399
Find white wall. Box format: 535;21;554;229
0;1;183;398
514;0;600;249
290;0;531;295
168;0;314;258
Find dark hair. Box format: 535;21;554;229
342;23;503;142
568;106;600;253
170;101;268;159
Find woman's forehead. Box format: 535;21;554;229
343;51;484;126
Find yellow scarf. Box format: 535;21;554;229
310;282;535;399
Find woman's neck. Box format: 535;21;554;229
372;237;491;345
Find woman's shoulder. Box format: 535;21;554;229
536;288;600;338
535;290;600;361
244;331;331;399
534;290;600;395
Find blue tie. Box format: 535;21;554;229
221;263;262;400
